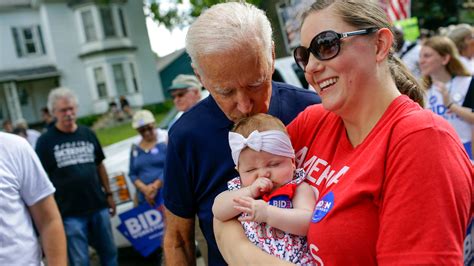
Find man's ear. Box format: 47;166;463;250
375;28;393;62
271;41;276;74
192;63;203;84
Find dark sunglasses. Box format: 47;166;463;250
137;124;154;134
171;90;190;99
293;27;378;71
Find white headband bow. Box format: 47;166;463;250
229;130;295;166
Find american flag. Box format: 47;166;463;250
380;0;411;22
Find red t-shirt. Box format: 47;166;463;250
287;95;473;265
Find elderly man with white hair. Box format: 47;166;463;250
35;87;118;266
162;2;320;265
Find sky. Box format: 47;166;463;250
146;17;188;57
145;0;190;57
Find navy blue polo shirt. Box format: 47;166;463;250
163;81;320;265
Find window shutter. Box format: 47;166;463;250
11;27;23;57
37;25;46;54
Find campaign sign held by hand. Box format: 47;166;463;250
117;203;165;257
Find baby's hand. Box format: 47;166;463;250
233;196;268;223
249;177;273;198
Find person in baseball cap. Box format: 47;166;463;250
168;74;202;112
132;109;156;129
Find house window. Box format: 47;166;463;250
94;67;108;98
11;26;46;57
118;8;127;37
129;63;139;92
81;10;97;42
18;87;29;105
100;7;117;38
23;28;37;54
112;63;128;96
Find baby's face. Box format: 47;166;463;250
238;148;295;191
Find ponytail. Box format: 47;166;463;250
388;54;425;106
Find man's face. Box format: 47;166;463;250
171;88;201;112
196;44;274;122
52;97;77;130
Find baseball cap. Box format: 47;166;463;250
168;74;202;91
132;110;155;129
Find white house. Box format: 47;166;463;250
0;0;164;126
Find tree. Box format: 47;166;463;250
146;0;263;30
411;0;460;30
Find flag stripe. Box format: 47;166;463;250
383;0;410;22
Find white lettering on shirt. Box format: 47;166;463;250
295;146;349;189
309;243;324;265
53;141;95;168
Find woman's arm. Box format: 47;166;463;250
448;103;474;124
214;218;293;265
435;80;474;124
377;126;472;263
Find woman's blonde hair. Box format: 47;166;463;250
447;24;473;56
232;113;287;138
301;0;424;106
421;36;471;89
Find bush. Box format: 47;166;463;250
77;114;102;127
142;100;173;115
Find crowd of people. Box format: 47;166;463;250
1;0;473;265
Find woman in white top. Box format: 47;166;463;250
420;36;474;159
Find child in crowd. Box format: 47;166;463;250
212;113;315;264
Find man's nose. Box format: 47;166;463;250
236;92;253;114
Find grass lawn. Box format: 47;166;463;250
96;113;168;147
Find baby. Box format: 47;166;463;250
213;113;315;264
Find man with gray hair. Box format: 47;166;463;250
167;74;205;128
36;87;118;266
162;2;320;265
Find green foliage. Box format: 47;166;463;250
77;114;102;127
96;121;138;146
96;100;173;146
411;0;462;30
148;0;187;29
146;0;263;30
96;112;169;146
142;100;174;115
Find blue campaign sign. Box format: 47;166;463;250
117;203;165;257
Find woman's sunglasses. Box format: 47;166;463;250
293;27;378;71
137;124;154;134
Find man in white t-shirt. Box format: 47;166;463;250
0;132;66;265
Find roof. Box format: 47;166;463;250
156;48;187;72
0;65;60;83
0;0;33;9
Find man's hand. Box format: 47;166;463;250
233;196;269;223
107;195;116;216
248;177;273;198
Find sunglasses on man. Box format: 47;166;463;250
294;27;379;71
171;89;190;99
